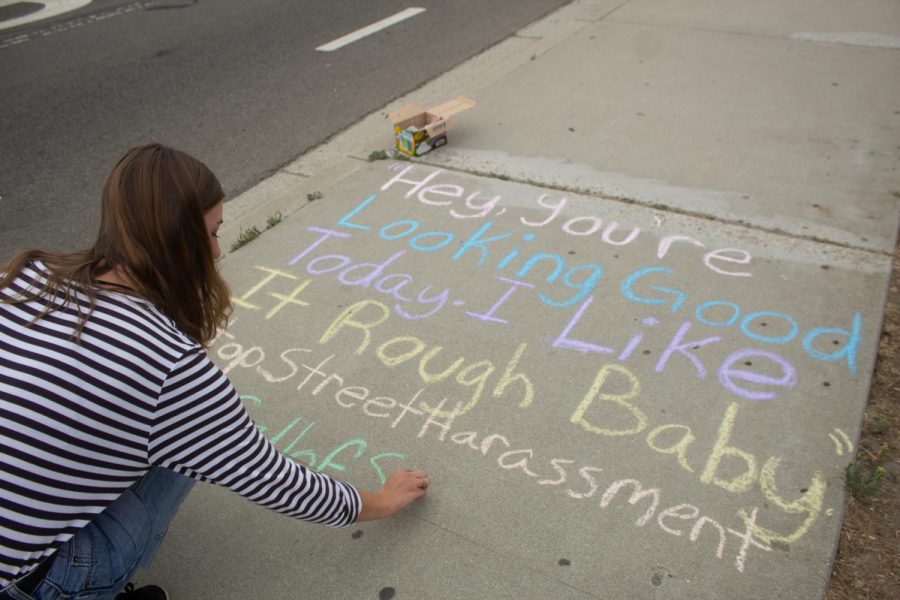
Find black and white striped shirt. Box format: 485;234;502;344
0;262;361;586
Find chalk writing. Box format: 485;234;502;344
380;165;753;277
219;329;775;573
618;267;861;373
338;196;603;308
232;251;861;405
570;363;826;542
238;393;405;485
326;194;864;375
216;162;870;586
219;297;831;549
319;299;533;416
218;308;534;420
556;307;800;400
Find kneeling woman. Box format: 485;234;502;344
0;144;430;600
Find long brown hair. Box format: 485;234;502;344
0;143;231;346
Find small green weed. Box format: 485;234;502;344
230;225;261;252
266;211;283;229
307;191;323;202
845;444;889;502
368;150;389;161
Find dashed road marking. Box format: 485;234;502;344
316;7;426;52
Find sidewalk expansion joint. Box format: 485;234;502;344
608;17;829;46
592;0;631;22
417;160;896;258
279;168;310;178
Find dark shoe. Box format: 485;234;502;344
115;582;169;600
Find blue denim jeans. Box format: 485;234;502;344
2;468;195;600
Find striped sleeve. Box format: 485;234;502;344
149;349;361;527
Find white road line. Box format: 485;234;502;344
0;0;92;32
316;7;425;52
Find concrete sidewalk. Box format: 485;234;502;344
148;1;900;598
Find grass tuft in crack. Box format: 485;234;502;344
266;211;283;229
229;211;283;253
230;226;261;252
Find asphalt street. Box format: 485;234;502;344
0;0;572;262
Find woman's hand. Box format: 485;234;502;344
356;469;430;522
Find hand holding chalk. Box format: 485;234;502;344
356;469;430;522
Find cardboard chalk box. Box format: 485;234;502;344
389;96;475;157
